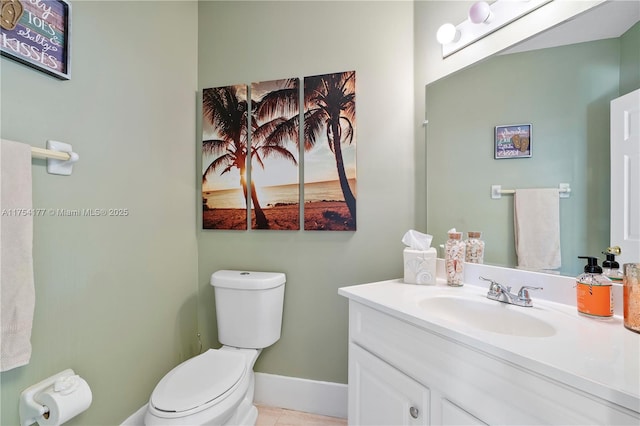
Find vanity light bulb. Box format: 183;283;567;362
469;1;493;24
436;23;460;45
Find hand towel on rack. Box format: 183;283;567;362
0;139;35;372
514;188;561;270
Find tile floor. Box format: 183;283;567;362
256;405;347;426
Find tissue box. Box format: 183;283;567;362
403;247;437;285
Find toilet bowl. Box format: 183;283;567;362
144;347;260;426
144;270;286;426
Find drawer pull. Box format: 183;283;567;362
409;406;419;419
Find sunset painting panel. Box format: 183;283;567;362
202;84;249;230
250;79;300;230
303;71;357;231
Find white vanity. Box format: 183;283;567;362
338;264;640;425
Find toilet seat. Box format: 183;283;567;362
150;349;247;417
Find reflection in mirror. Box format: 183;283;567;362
426;2;639;277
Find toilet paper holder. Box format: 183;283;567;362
19;369;91;426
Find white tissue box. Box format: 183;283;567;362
403;247;437;285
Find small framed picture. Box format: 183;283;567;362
495;124;532;159
0;0;71;80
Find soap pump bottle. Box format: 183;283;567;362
602;246;623;283
576;256;613;319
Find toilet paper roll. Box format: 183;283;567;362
34;375;92;426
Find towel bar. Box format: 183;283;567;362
30;147;72;161
1;139;79;176
491;183;571;199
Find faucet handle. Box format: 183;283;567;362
517;286;543;302
479;276;510;293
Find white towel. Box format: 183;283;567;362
0;139;35;372
514;188;561;270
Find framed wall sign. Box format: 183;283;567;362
0;0;71;80
495;124;532;159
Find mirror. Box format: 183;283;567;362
426;1;640;276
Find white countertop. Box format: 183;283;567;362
339;279;640;413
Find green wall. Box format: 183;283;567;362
0;2;198;425
426;38;625;276
196;1;416;384
0;2;416;424
620;22;640;95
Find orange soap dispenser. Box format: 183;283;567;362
576;256;613;319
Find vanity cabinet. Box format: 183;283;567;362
346;300;639;425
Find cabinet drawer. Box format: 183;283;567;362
441;399;486;426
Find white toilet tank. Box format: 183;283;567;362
210;270;285;349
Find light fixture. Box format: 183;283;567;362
468;1;493;24
436;23;460;45
435;0;552;57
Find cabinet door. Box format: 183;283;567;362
349;343;430;425
441;399;487;426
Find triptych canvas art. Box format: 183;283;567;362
202;71;357;231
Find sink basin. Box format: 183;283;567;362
418;296;556;337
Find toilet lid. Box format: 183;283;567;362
150;349;246;413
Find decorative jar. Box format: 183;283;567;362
465;231;484;264
623;263;640;334
445;232;465;286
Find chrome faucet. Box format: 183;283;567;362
479;277;542;307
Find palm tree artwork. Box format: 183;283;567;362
303;71;357;231
250;78;300;230
201;84;250;230
201;71;357;231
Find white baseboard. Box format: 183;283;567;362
254;372;347;419
120;373;348;425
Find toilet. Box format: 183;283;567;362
144;270;286;426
